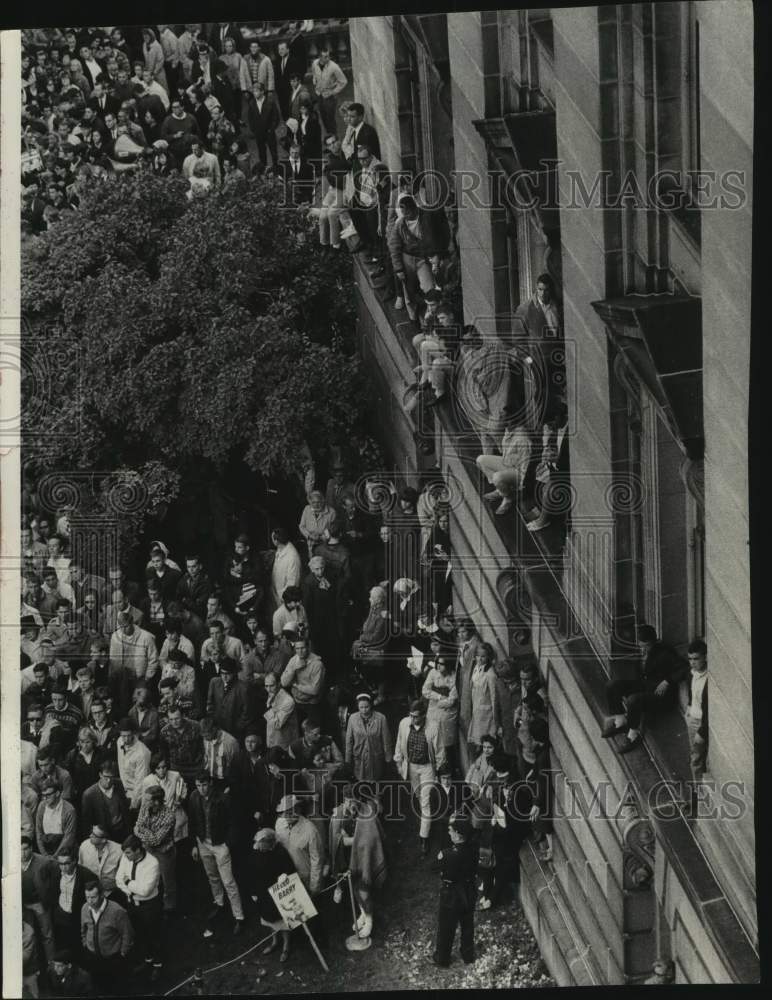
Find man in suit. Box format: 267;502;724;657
287;72;312;123
247;82;280;169
274;40;305;120
279;143;315;205
52;849;90;953
341;102;381;164
208;21;244;54
601;624;688;753
78;44;106;89
87;80;121;119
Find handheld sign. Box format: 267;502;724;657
268;873;328;972
268;873;317;929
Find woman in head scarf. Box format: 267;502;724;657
247;827;296;962
329;774;387;941
350;586;390;701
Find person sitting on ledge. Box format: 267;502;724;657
601;624;688;754
475;406;533;516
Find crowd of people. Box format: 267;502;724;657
19;448;559;994
16;19;711;1000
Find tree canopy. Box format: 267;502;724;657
22;171;371;538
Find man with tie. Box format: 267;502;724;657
342;102;381;165
246;82;280;170
279;143;315;204
116;835;163;982
274;39;304;120
88;80;119;119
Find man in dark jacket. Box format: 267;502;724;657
48;949;94;997
188;771;245;934
80;761;131;843
388;194;450;301
206;657;255;741
52;850;91;953
601;624;688;753
246;82;279;169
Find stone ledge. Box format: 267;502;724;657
352;260;758;982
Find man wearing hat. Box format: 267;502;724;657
274;794;325;898
188;771;245;936
48;948;93;996
432;813;478;967
206;656;255;742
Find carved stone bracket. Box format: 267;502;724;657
616;802;655;890
644;959;675;985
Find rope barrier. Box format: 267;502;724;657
162;872;354;995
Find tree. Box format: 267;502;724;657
21;170;375;548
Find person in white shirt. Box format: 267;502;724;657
685;639;709;791
78;825;123;894
270;528;302;611
311;47;347;134
46;535;72;589
200;620;244;666
117;719;151;809
116;834;163;979
182;137;222;189
110;612;159;682
271;587;307;641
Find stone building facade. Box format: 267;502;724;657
349;3;756;984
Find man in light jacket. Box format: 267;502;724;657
109;612;159;685
393;699;445;855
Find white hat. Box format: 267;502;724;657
276;794;299;814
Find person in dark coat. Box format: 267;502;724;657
206;657;255;741
302;557;345;683
80;761;131;843
601;624;688;753
48;949;94;997
227;729;267;856
246;81;279;168
246;827;297;963
51;851;90;954
431;812;478;967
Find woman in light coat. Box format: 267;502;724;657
422;654;459;773
142;28;168;93
467;641;502;757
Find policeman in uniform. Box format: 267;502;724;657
431;812;478;967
